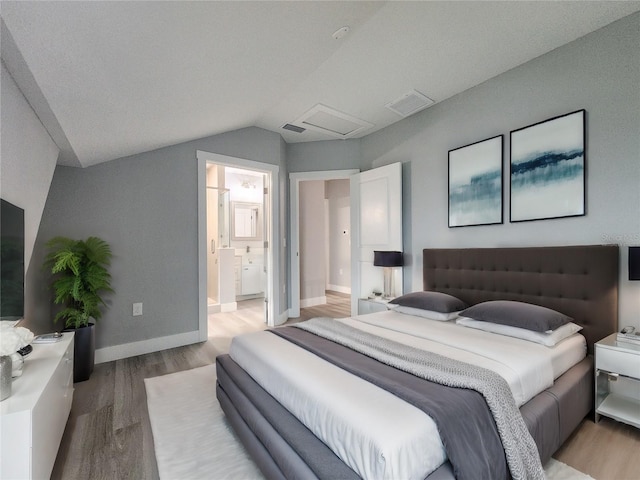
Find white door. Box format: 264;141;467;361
262;173;270;324
350;162;403;316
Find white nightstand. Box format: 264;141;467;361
595;333;640;429
358;297;393;315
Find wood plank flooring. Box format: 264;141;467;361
52;291;640;480
51;291;349;480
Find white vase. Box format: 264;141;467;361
10;352;24;377
0;355;12;401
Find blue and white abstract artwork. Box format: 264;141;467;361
448;135;503;227
510;110;585;222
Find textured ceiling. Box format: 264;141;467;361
2;1;639;167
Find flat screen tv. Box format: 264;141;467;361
1;199;25;321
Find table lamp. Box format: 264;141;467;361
373;250;403;299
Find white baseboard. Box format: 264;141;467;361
300;296;327;308
95;330;202;364
208;303;221;314
327;284;351;294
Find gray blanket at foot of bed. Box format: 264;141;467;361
271;326;510;480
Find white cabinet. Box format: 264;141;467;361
241;264;263;295
234;256;242;295
595;333;640;429
1;333;74;480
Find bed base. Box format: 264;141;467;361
216;353;593;480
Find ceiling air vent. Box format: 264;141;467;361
386;90;434;117
282;123;306;133
292;104;374;139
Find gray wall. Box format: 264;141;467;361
1;62;59;331
31;127;286;346
299;180;326;301
326;179;351;291
360;13;640;327
287;139;362;173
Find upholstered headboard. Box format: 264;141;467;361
423;245;619;354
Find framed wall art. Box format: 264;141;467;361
448;135;503;227
510;109;585;222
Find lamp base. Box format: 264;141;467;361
383;267;394;299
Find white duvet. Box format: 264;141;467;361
228;311;586;480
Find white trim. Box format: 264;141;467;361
300;296;327;308
327;284;351;294
220;302;237;312
279;309;290;324
95;330;201;364
289;169;358;317
197;156;207;340
197;150;280;328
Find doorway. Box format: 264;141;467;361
197;151;281;340
205;164;267;315
289;169;358;317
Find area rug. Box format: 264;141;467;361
145;364;594;480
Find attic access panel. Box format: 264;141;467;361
293;104;374;139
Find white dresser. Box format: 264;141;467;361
0;332;74;480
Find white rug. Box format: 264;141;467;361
145;364;594;480
145;364;262;479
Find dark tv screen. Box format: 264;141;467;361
1;199;25;321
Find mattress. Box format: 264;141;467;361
228;312;586;480
354;310;587;404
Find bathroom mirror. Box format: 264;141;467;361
231;202;262;240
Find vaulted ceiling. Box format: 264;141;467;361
2;1;639;168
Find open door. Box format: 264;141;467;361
263;173;270;325
350;162;403;316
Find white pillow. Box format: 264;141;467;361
393;305;460;321
456;316;583;347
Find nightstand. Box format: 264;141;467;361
595;333;640;428
358;297;392;315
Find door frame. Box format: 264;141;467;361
289;169;359;317
197;150;281;337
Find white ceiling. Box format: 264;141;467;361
2;1;639;168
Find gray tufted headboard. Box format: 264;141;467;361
423;245;619;354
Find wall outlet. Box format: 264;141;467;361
133;302;143;316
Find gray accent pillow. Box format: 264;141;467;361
460;300;573;333
389;291;466;313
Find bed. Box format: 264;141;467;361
216;245;619;480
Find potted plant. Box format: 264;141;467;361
45;236;113;382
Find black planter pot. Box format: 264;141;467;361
66;323;95;383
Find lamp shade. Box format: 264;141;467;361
373;250;403;267
629;246;640;281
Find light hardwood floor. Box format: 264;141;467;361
52;291;640;480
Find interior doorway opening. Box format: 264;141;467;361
205;164;267;315
197;151;280;341
289;169;358;318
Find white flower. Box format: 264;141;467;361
0;324;34;356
